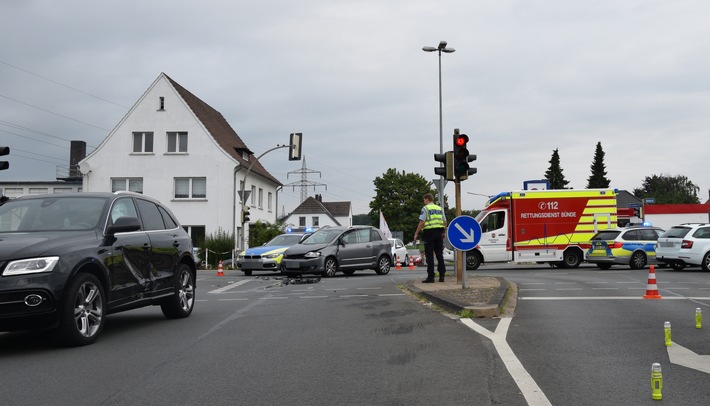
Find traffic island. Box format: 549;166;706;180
405;276;513;318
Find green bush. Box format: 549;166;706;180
204;227;235;268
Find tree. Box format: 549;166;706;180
369;169;438;242
633;174;700;204
586;142;611;188
544;148;570;189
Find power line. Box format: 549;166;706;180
0;59;130;109
0;93;112;132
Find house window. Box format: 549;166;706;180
167;132;188;153
29;188;48;195
53;188;73;193
312;217;319;227
299;216;306;227
111;177;143;193
175;177;206;199
132;132;154;153
258;188;263;209
250;185;256;206
159;97;165;111
2;187;22;197
268;192;273;212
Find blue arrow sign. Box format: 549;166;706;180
446;215;482;251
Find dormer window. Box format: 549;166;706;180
242;151;249;161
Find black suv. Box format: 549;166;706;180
280;226;392;277
0;192;196;345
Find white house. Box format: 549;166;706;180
79;72;281;250
282;194;352;230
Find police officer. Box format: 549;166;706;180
413;193;447;283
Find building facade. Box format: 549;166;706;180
80;73;281;250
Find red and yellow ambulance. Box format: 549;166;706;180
468;189;617;269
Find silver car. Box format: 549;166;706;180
281;226;392;277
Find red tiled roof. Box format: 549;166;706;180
164;73;281;185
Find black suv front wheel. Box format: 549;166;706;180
58;273;106;346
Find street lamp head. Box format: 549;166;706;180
442;48;455;53
422;46;437;52
438;41;448;49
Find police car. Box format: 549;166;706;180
586;225;665;270
237;231;311;276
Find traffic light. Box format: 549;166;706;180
241;206;251;224
289;132;302;161
434;151;454;181
0;146;8;171
452;130;477;181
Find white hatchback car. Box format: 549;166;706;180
656;223;710;271
388;238;409;266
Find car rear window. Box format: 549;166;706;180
591;231;620;240
663;227;692;238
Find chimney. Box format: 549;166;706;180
69;140;86;178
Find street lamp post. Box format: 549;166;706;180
423;41;455;206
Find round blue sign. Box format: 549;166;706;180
446;215;482;251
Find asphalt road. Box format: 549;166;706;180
1;264;708;405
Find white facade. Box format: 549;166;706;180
0;182;82;197
80;73;281;250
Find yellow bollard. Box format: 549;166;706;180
651;363;663;400
664;321;672;347
696;308;702;329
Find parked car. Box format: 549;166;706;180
389;238;409;266
586;226;665;269
656;223;710;271
280;226;392;277
0;192;196;346
237;232;310;275
408;249;424;266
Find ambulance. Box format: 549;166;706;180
467;188;617;269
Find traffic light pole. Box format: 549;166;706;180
239;144;291;252
455;180;463;285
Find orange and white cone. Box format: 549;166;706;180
643;265;662;299
395;258;402;270
408;259;415;270
216;260;225;277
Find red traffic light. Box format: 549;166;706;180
455;134;469;147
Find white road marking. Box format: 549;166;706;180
208;279;253;294
667;342;710;374
461;317;551;406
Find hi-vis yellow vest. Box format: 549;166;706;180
422;203;445;230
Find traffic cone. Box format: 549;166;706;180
643;265;662;299
395;258;402;270
216;260;225;276
408;260;415;270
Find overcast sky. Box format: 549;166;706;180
2;1;709;215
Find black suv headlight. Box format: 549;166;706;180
4;256;60;276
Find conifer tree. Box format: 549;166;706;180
586;142;611;188
544;148;570;189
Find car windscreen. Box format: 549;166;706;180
0;196;108;232
662;227;692;238
590;231;621;241
266;234;303;246
301;229;342;245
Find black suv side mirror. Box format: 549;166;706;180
107;216;141;236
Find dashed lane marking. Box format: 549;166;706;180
208;279;253;294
